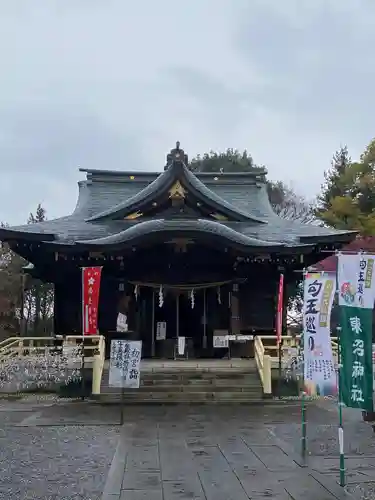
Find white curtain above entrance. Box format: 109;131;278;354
116;313;128;332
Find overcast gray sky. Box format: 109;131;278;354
1;0;374;225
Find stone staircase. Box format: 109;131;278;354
97;359;265;404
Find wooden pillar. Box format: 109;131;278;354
53;281;62;335
230;283;240;335
97;272;118;333
203;289;207;349
151;290;155;357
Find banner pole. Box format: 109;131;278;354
335;252;346;487
81;267;85;401
120;386;125;426
276;273;284;399
301;390;307;459
301;268;307;460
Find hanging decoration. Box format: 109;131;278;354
158;285;164;308
217;286;221;305
190;288;195;309
128;278;246;291
134;284;139;301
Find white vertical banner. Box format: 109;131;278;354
338;253;375;308
303;272;337;396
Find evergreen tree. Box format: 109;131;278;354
189;149;261;173
317;146;351;213
25;204;54;335
316;141;375;235
189;149;313;221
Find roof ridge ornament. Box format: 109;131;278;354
164;141;189;171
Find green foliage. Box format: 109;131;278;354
0;204;54;338
316;141;375;235
0;239;24;338
25;205;54;335
190;149;313;221
318;145;351;212
189;149;262;173
28;203;46;224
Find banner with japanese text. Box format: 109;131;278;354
303;272;337;396
82;267;102;335
338;254;375;411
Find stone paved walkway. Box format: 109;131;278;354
101;402;362;500
1;396;374;499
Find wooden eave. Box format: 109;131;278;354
0;228;55;242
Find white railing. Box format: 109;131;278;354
0;335;106;395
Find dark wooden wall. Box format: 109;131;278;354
53;271;81;334
239;280;277;332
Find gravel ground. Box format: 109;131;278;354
0;399;120;500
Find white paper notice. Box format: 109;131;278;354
178;336;185;355
116;313;128;332
213;335;229;348
156;321;166;340
109;340;142;388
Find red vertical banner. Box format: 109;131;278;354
276;273;284;345
82;267;102;335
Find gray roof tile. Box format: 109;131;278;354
0;167;355;249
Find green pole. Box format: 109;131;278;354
337;325;346;487
335;252;346;487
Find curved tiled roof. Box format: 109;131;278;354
0;149;356;253
85;161;266;224
76;219;285;250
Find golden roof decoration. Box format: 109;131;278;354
124;211;143;220
168;180;186;199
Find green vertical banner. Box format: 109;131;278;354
340;306;373;410
338;254;375;411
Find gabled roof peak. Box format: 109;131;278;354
85;151;267;224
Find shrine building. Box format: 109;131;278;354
0;143;356;358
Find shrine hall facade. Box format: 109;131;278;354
0;144;356;358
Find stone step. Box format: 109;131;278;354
101;370;258;380
102;377;261;387
99;364;263;404
100;384;262;393
97;390;263;403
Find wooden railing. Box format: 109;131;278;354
254;336;272;396
0;334;340;398
254;335;340;396
0;335;106;395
